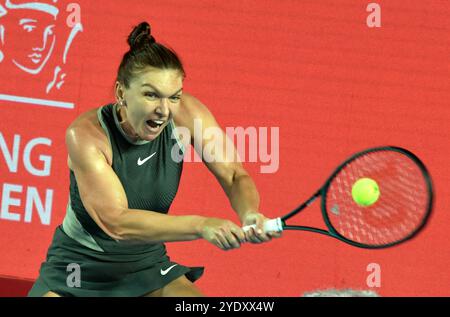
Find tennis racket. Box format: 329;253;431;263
243;146;433;249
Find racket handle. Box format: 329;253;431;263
242;218;283;233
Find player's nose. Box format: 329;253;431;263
155;98;170;117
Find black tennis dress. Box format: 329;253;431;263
28;103;203;296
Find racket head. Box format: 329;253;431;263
321;146;433;249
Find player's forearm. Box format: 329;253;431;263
227;174;260;220
113;208;206;243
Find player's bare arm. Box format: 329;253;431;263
66;114;246;250
175;93;282;243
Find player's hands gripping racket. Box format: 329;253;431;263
243;146;433;249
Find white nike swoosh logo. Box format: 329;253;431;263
160;264;178;276
137;152;156;166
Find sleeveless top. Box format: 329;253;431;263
62;103;185;254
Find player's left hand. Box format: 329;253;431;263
240;212;282;244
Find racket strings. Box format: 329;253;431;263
326;150;429;246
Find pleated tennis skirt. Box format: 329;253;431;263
28;225;204;297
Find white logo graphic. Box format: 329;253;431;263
137;152;156;166
0;0;83;108
66;263;81;288
366;3;381;28
160;264;177;276
366;262;381;288
171;119;280;174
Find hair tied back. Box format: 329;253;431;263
128;22;156;49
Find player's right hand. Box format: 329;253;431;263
199;217;246;251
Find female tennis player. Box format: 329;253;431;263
28;22;280;297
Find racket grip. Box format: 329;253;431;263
242;218;283;233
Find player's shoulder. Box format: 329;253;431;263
66;106;104;140
176;92;213;126
179;92;209;113
65;106;110;163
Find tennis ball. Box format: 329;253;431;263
351;178;380;207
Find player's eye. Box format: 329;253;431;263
169;95;181;102
145;92;159;99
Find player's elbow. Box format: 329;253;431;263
103;208;150;242
104;221;127;241
94;207;129;241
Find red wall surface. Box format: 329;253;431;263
0;0;449;296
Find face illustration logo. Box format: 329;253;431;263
0;0;82;107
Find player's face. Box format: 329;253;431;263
121;67;183;141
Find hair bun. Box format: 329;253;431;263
128;22;156;49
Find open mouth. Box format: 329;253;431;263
146;119;164;129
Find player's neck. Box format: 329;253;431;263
116;103;141;142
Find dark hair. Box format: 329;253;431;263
117;22;185;88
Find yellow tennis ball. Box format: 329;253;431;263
351;178;380;207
